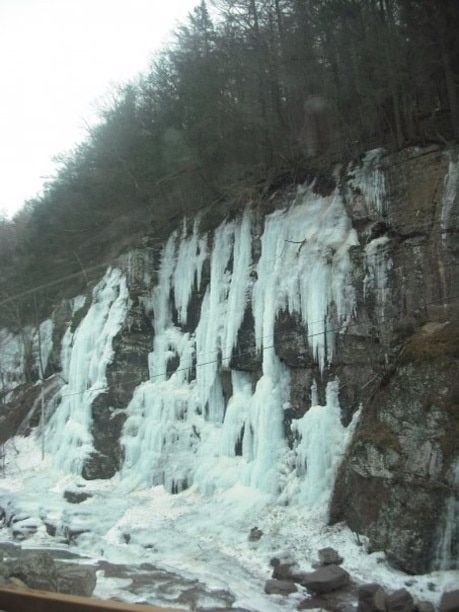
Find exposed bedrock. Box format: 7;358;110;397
229;305;262;372
330;320;459;574
328;147;459;574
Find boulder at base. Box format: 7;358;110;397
4;551;97;598
357;583;387;612
264;579;298;595
8;553;58;592
416;602;435;612
318;547;343;565
56;564;97;597
387;588;413;612
301;564;350;594
440;590;459;612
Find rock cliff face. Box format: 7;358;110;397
0;145;458;575
330;147;459;574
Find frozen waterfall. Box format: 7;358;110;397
45;268;129;474
121;183;359;505
3;170;390;510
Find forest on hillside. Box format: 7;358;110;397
1;0;458;327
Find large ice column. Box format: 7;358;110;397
221;208;252;365
46;268;128;474
194;219;235;417
149;230;181;383
194;211;252;419
290;380;349;508
242;352;290;493
252;186;358;369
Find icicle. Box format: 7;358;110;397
173;220;207;326
195;219;235;406
222;208;252;365
219;370;252;458
243;351;290;494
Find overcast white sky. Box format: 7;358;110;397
0;0;199;217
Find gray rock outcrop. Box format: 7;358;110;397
8;552;58;592
330;148;459;574
0;551;97;597
318;547;344;566
357;583;388;612
440;590;459;612
301;564;350;594
264;578;298;595
55;564;97;597
416;602;435;612
387;588;414;612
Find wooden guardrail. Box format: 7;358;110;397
0;585;185;612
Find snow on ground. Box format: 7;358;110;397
1;436;457;610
